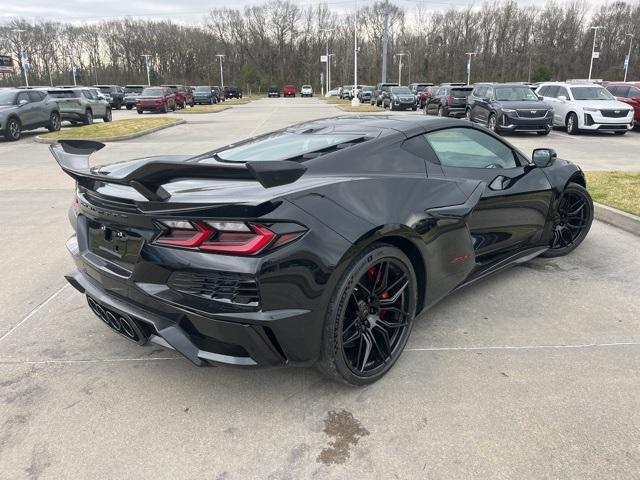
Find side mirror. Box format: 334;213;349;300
482;97;490;102
558;95;567;102
18;99;28;106
532;148;557;168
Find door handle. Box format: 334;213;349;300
488;175;511;191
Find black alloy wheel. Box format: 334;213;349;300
319;243;417;386
84;110;93;125
541;183;593;257
103;108;112;122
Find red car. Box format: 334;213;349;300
418;86;437;109
161;84;194;109
282;85;297;97
605;82;640;127
136;86;176;114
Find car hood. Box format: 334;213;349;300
498;100;551;110
572;100;632;110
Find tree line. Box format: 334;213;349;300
1;0;639;90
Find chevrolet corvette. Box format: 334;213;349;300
53;116;593;385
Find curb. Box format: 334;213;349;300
178;105;231;115
34;119;186;144
594;202;640;236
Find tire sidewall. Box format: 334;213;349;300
319;243;418;386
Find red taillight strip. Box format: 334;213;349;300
199;224;275;254
154;222;213;247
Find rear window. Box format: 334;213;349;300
97;87;111;93
451;88;473;97
215;132;365;162
141;88;164;96
195;86;211;92
47;90;78;98
125;86;144;93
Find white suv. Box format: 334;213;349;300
301;85;313;97
536;82;634;135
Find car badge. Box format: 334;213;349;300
531;110;537;114
614;110;620;113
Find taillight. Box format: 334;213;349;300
153;220;305;255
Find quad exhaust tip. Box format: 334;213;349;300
86;296;147;344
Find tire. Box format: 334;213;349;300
437;106;444;117
4;117;21;141
566;112;579;135
412;106;417;111
83;110;93;125
614;131;627;136
137;109;143;115
487;114;497;132
47;112;61;132
537;127;551;136
116;101;122;110
318;243;418;386
163;103;168;114
103;108;112;122
465;109;472;121
126;105;133;110
540;183;593;258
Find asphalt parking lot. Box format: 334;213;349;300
1;98;639;479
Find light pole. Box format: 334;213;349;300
624;33;634;82
465;52;477;85
588;26;603;81
320;28;334;97
328;54;335;93
394;52;408;85
352;0;360;106
141;54;151;85
12;29;28;87
69;49;77;86
216;54;225;88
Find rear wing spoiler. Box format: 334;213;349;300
50;140;307;201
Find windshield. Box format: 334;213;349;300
302;85;311;89
570;86;614;101
125;86;143;93
495;86;539;101
195;86;211;92
391;87;412;94
362;86;374;91
0;91;16;105
451;88;473;97
141;88;164;96
216;132;364;162
97;87;111;93
343;86;353;90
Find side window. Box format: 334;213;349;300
628;87;640;98
486;87;494;100
557;87;569;99
544;86;559;98
82;90;93;99
607;86;619;96
27;91;44;102
17;92;30;104
474;86;485;97
425;128;518;169
536;87;547;96
616;86;630;97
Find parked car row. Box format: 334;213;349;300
0;86;113;140
267;85;313;97
413;80;636;136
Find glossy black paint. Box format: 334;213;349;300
58;116;585;369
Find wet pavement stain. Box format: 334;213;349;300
317;409;369;465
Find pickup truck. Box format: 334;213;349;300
93;85;125;109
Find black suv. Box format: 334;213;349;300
268;85;280;98
382;86;417;111
424;85;473;117
371;83;398;106
466;83;553;135
224;85;243;99
93;85;125;109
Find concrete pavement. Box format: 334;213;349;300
1;98;639;479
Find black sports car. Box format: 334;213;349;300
53;116;593;385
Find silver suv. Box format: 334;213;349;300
0;89;61;141
41;87;111;125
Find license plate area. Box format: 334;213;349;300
87;221;144;271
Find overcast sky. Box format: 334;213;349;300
1;0;601;23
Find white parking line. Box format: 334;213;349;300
0;283;69;343
0;356;180;365
405;341;640;352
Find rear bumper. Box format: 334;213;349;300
445;106;466;117
66;268;291;367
